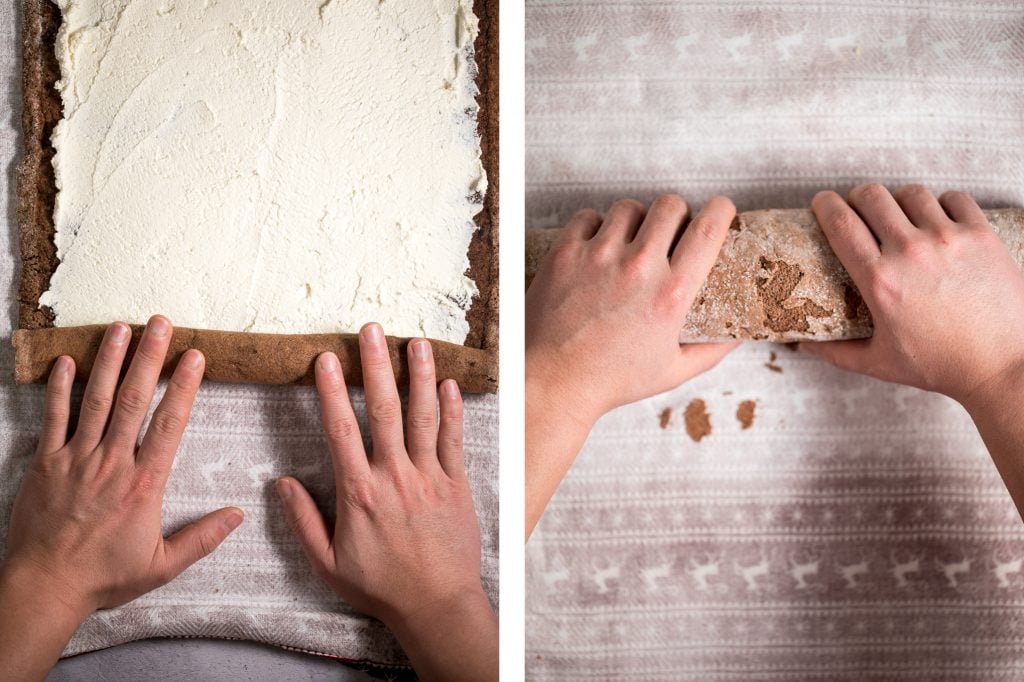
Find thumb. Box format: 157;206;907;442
275;477;333;576
798;339;873;374
160;507;244;580
668;341;739;386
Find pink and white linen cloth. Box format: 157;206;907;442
526;0;1024;678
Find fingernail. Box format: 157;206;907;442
275;478;293;501
55;356;71;375
149;316;169;338
224;510;244;531
443;379;459;397
110;323;130;343
363;323;384;345
411;338;430;361
318;352;339;373
182;349;203;369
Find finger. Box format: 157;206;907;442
72;322;132;451
634;194;689;257
159;507;244;582
359;323;406;463
669;196;735;300
105;315;173;455
811;191;881;286
798;340;874;375
406;339;440;472
593;198;646;245
668;342;738;386
37;356;75;455
847;183;916;248
315;352;371;482
939;190;987;226
561;208;602;241
437;379;465;479
136;349;204;480
893;184;950;231
275;477;333;576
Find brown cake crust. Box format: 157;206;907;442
15;0;499;392
13;326;497;392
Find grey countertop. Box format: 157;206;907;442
48;639;378;681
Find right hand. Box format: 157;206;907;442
801;184;1024;405
276;323;486;626
525;194;739;425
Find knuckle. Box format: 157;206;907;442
345;478;376;512
939;189;967;204
42;406;69;430
440;415;463;447
149;409;184;438
620;251;649;277
406;410;436;432
853;183;889;203
658;279;690;306
167;373;193;395
687;217;719;242
588;240;619;265
323;414;358;442
131;471;158;496
611;198;644;214
896;183;929;201
572;208;601;223
443;433;464;455
287;509;311;535
367;398;401;428
898;236;925;258
867;265;897;298
825;209;859;235
547;238;578;266
363;353;392;372
116;385;150;414
81;391;113;416
134;342;164;365
196;531;218;557
652;193;687;213
812;189;836;206
45;381;66;402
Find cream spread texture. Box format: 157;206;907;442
41;0;486;344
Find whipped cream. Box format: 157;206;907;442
41;0;486;344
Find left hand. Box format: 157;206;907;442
3;316;243;617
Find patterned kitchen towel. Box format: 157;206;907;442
0;0;498;667
526;0;1024;678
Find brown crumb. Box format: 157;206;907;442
659;407;672;429
765;351;783;373
722;390;733;396
684;399;712;442
756;258;831;333
736;400;756;429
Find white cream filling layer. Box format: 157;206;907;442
42;0;486;344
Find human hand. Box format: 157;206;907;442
276;323;495;680
801;185;1024;405
0;317;242;679
525;195;739;426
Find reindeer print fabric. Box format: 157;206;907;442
525;0;1024;678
